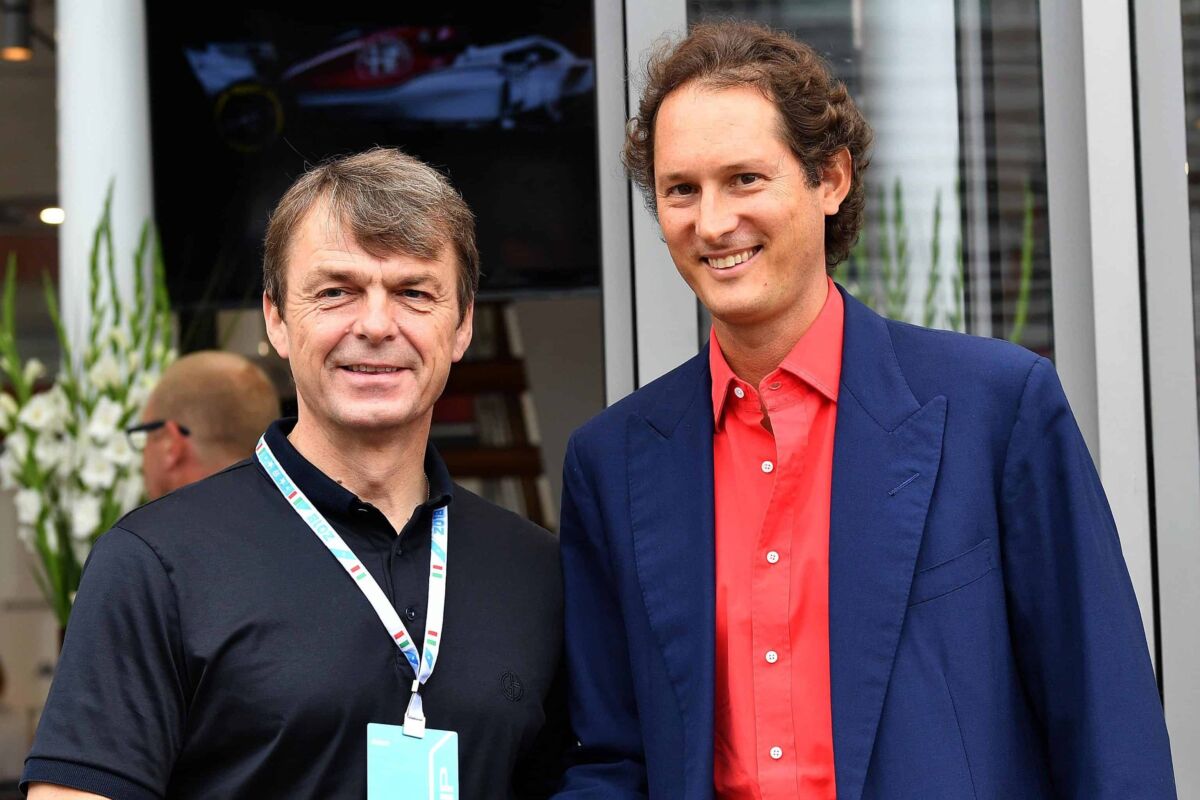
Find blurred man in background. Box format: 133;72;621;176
126;350;280;500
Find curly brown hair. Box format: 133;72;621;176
623;21;873;271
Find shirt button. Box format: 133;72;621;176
766;550;780;564
761;460;774;474
405;606;418;621
770;746;783;760
733;386;745;399
765;650;778;664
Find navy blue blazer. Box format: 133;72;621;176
557;287;1175;799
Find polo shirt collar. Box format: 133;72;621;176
709;276;845;427
260;418;454;519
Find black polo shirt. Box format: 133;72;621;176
22;419;566;799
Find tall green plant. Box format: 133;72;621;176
1007;183;1036;345
884;179;911;320
923;190;943;329
0;187;175;626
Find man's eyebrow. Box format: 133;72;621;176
657;169;692;186
657;161;778;186
389;271;446;291
299;267;365;290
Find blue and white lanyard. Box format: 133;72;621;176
256;436;448;738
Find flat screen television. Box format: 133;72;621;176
146;1;600;310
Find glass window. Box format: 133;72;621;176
1183;0;1200;417
687;0;1054;356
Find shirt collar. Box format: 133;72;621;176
709;276;845;426
259;418;454;520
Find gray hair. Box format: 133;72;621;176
263;147;480;322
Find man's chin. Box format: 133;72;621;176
331;410;420;434
703;298;770;329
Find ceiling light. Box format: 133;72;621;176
39;207;64;225
1;1;30;62
2;1;52;62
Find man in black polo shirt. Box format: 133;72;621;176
23;148;566;799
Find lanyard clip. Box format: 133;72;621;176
403;683;426;739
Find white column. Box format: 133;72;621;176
1080;0;1156;664
624;0;697;387
594;0;636;403
1131;0;1200;791
1042;0;1156;663
56;0;154;352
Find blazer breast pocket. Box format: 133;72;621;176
908;537;999;606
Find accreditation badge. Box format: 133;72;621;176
367;723;459;799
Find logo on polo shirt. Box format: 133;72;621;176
500;671;524;702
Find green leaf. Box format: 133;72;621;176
42;271;74;370
1008;182;1036;345
104;182;122;325
923;190;943;329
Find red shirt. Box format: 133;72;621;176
710;279;843;799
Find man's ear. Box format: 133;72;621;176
452;301;474;363
263;292;290;361
162;420;191;469
820;148;853;216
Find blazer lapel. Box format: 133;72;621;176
829;289;947;800
627;351;716;794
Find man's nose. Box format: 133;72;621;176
696;190;739;242
352;293;397;342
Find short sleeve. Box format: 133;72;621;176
21;526;189;800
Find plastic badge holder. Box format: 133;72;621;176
366;723;459;799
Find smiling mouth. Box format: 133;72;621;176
702;246;761;270
341;365;402;374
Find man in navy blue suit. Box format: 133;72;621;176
557;21;1175;799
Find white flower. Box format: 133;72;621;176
0;392;17;431
117;475;144;511
0;450;21;490
130;370;159;406
87;396;124;443
22;358;46;385
2;429;30;490
17;392;65;433
87;353;123;391
34;434;65;473
108;324;131;351
16;523;35;548
106;431;137;468
78;447;117;490
122;348;141;375
70;494;102;541
8;428;29;460
15;488;42;525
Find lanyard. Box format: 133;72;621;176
255;435;448;738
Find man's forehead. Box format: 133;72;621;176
292;202;358;256
653;83;790;171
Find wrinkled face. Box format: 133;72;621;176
264;206;473;438
653;83;845;332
